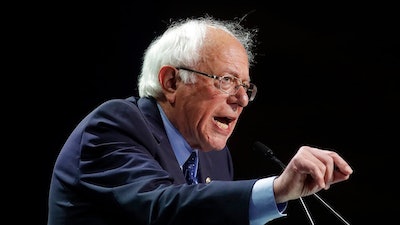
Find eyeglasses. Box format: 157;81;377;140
177;67;257;102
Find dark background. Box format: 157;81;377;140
36;1;398;224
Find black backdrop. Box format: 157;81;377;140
37;1;398;224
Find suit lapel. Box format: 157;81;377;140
136;97;186;184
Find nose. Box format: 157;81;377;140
234;85;249;107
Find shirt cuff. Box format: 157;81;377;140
249;176;287;225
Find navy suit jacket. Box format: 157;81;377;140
48;96;257;225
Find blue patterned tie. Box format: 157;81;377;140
182;151;198;184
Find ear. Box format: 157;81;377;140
159;66;179;103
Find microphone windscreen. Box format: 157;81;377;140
253;141;274;158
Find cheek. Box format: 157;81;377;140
188;102;216;128
187;85;223;108
184;85;225;125
190;104;213;125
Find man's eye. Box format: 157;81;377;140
222;76;234;82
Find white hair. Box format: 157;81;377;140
138;15;258;98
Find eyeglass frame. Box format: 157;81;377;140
176;67;257;102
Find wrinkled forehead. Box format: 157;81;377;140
199;28;249;74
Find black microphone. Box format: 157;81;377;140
253;141;286;169
253;141;351;225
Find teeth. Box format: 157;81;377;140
216;120;228;129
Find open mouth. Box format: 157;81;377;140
214;117;233;130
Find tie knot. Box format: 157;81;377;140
187;151;196;163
